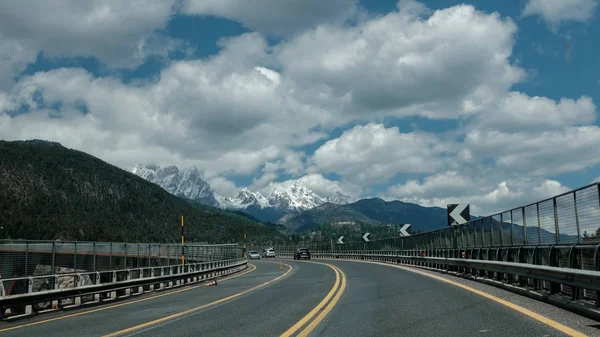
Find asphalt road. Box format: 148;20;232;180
0;258;598;337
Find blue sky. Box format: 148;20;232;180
1;0;599;215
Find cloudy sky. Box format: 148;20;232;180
1;0;599;216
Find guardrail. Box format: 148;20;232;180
278;249;600;320
0;240;243;276
0;257;247;319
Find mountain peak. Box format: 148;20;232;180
131;164;218;207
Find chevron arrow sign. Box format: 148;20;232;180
398;224;411;237
447;203;470;226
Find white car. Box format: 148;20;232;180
262;248;276;258
248;251;261;259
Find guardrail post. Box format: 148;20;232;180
74;274;82;306
93;243;97;272
125;270;131;296
94;272;101;302
568;245;580;301
51;275;60;309
149;268;155;291
138;268;144;294
25;242;29;276
51;242;56;273
595;244;600;307
111;271;117;299
549;246;560;295
25;277;33;315
553;198;560;244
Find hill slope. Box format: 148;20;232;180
278;198;450;233
0;140;284;243
278;202;380;232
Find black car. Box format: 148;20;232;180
294;248;310;260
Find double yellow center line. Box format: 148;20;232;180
280;262;347;337
102;263;294;336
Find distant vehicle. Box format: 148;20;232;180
248;251;261;259
294;248;310;260
262;248;276;258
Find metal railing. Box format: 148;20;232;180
256;183;600;252
0;240;244;276
262;183;600;317
0;257;247;319
0;240;244;310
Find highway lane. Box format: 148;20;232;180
0;262;292;336
0;260;341;337
1;258;597;337
306;259;596;337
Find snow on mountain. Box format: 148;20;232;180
218;188;270;209
327;191;352;205
266;181;327;211
132;164;352;213
132;164;219;206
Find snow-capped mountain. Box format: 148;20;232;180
328;191;351;205
132;164;219;207
218;188;270;209
132;164;353;221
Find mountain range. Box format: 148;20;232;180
131;164;453;232
132;164;354;223
0;140;284;243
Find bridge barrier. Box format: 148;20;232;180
0;240;243;275
0;257;248;319
0;240;244;312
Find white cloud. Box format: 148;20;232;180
275;3;523;120
473;92;596;131
312;123;451;184
182;0;358;36
0;33;321;175
0;0;178;69
387;173;570;215
464;126;600;177
0;37;37;90
207;176;238;197
522;0;598;27
1;0;598;217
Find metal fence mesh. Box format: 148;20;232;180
1;241;243;279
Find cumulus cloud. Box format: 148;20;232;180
0;33;321;175
386;173;570;215
312;123;452;184
0;0;178;69
1;0;598;216
0;37;37;90
522;0;598;27
472;92;596;131
206;176;239;197
182;0;358;36
464;126;600;177
275;3;523;120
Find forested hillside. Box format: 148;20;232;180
0;140;284;243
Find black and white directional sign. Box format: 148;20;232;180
362;232;370;242
447;203;470;226
398;224;411;237
337;236;344;244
